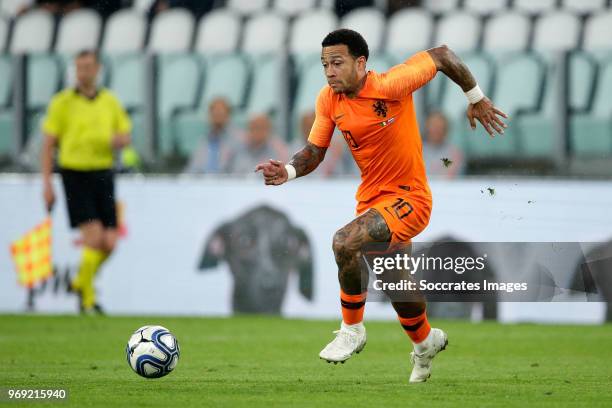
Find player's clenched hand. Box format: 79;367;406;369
254;159;288;186
467;97;508;137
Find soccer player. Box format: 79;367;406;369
255;29;507;383
41;50;132;314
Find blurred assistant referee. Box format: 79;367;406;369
41;50;132;314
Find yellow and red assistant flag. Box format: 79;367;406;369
10;218;53;288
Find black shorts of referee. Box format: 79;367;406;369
60;168;117;228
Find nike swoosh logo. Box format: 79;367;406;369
334;114;345;120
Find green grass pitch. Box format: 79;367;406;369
1;315;611;407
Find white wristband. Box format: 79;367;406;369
285;164;297;181
465;84;485;105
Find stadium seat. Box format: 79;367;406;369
423;0;460;14
570;58;612;156
27;54;61;111
226;0;268;15
157;54;201;155
173;111;206;157
242;12;288;55
132;0;155;13
0;16;8;53
571;115;612;157
515;56;564;159
273;0;318;16
434;12;481;53
0;111;14;158
583;12;612;54
199;54;249;110
570;52;597;112
562;0;607;14
290;9;337;61
367;53;392;73
436;54;494;152
488;53;539;113
102;10;146;53
0;55;11;108
464;0;508;16
513;0;558;14
106;54;146;158
483;12;531;53
386;9;433;55
0;0;25;18
170;55;246;157
339;8;385;53
148;9;195;53
107;54;146;111
194;10;241;54
533;11;581;53
467;53;544;157
55;9;101;55
244;55;282;115
10;9;54;53
127;110;148;161
293;57;327;123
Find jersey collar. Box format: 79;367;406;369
74;87;101;100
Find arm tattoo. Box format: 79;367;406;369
289;142;327;178
428;45;477;92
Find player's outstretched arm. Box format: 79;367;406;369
254;142;327;186
427;45;508;137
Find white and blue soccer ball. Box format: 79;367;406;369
126;325;180;378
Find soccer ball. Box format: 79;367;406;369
126;325;180;378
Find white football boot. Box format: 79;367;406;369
319;322;367;364
409;328;448;383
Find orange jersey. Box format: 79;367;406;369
308;51;438;205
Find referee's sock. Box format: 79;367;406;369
72;247;107;308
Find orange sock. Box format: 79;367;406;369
340;290;367;325
398;312;431;343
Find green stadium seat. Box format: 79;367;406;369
449;53;515;158
0;55;12;108
570;57;612;157
292;55;326;141
244;54;281;115
0;110;13;158
106;53;145;111
489;53;546;158
173;111;206;157
158;53;201;155
27;54;61;111
198;54;249;110
570;52;597;112
570;116;612;156
129;111;148;160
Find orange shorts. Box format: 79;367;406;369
356;189;432;244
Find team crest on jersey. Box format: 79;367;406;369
372;100;388;118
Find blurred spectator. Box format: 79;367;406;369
422;111;465;178
148;0;214;19
10;0;123;17
185;97;238;174
225;114;289;175
387;0;422;15
334;0;374;17
86;0;123;18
